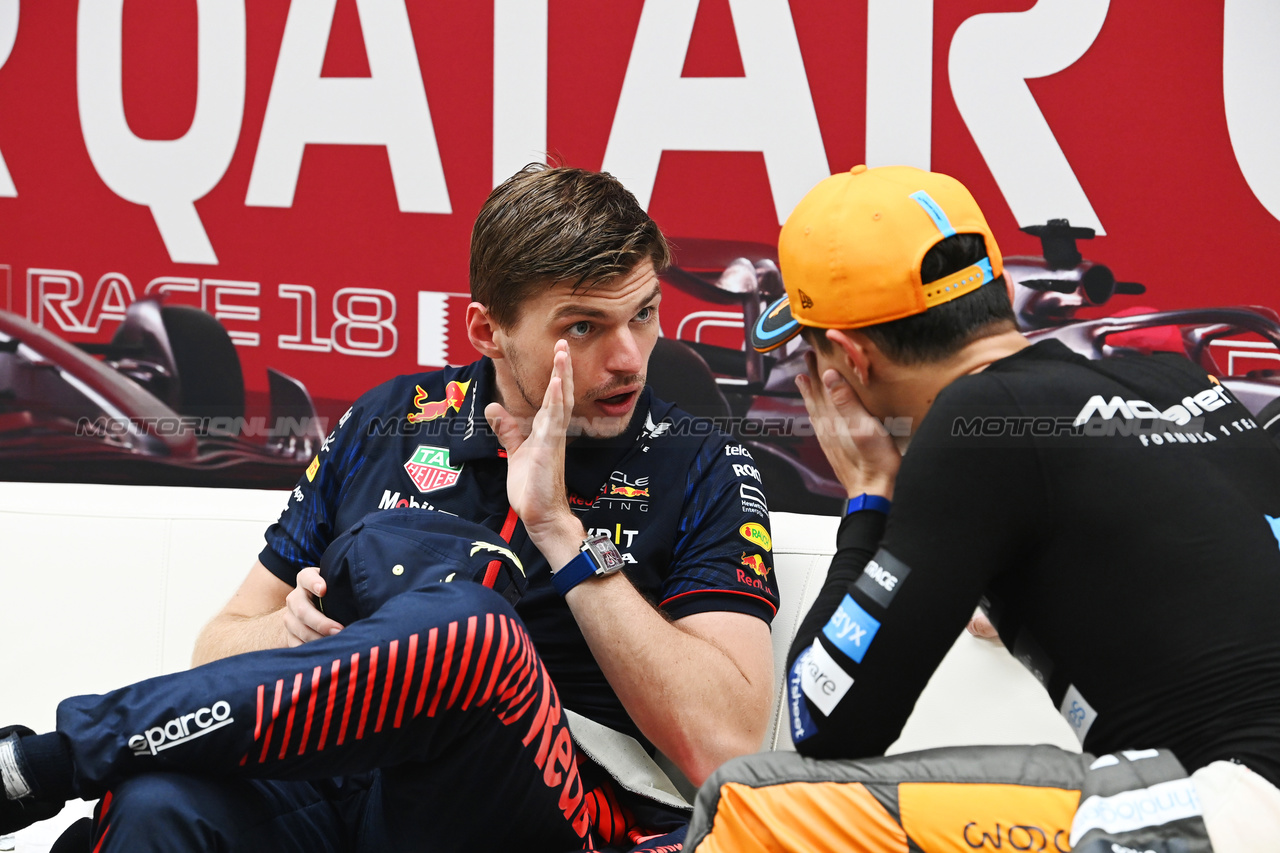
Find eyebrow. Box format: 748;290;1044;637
551;282;662;322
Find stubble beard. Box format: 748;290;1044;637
505;349;643;440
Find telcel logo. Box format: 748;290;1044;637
129;701;234;756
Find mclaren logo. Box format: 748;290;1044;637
1073;384;1231;427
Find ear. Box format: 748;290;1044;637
466;302;504;359
826;329;874;387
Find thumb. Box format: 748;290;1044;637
485;402;525;454
822;369;864;413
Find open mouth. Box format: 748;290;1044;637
594;389;638;416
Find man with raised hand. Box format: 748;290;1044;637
1;165;778;852
687;165;1280;852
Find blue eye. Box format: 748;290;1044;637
635;306;655;322
569;321;592;337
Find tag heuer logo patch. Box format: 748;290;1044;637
404;445;463;493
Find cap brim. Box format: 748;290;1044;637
750;296;803;353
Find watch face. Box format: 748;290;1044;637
586;535;625;573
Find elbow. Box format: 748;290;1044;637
667;706;770;788
683;732;766;789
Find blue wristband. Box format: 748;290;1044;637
552;551;598;596
846;493;892;516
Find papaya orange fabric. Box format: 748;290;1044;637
898;782;1078;852
697;781;909;853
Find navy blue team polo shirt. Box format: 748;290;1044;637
260;358;779;746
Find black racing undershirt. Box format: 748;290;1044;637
788;340;1280;787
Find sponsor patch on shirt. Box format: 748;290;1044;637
403;445;463;493
740;552;769;578
739;483;768;518
799;638;853;716
305;455;319;482
787;652;818;744
408;379;471;423
822;595;881;664
1059;683;1098;744
1070;778;1202;846
854;549;911;608
738;522;772;551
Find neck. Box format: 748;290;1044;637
879;329;1030;448
488;360;538;438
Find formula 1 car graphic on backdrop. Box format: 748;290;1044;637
649;224;1280;514
6;229;1280;502
0;298;323;487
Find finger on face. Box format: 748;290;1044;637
484;401;507;434
541;342;571;410
804;349;819;381
556;341;574;411
823;368;853;403
796;370;830;425
795;371;813;406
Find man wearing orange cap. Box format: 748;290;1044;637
686;165;1280;852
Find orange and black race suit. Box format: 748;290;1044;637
694;340;1280;851
687;744;1213;852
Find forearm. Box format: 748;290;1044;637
565;574;771;786
191;609;286;666
788;509;886;675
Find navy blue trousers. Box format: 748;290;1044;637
55;584;685;852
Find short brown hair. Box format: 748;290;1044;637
469;164;671;328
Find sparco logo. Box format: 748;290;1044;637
129;701;234;756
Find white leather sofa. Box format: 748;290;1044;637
0;483;1077;851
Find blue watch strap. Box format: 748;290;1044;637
552;551;598;596
846;493;892;516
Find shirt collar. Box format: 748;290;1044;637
444;359;504;464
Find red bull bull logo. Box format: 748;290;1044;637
408;380;471;423
609;485;650;498
741;552;769;578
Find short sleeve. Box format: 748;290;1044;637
659;438;780;623
259;398;369;584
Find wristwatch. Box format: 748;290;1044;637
552;533;625;596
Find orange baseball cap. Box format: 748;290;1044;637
750;165;1003;352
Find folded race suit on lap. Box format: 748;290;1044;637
319;508;693;814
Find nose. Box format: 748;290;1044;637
605;327;645;375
